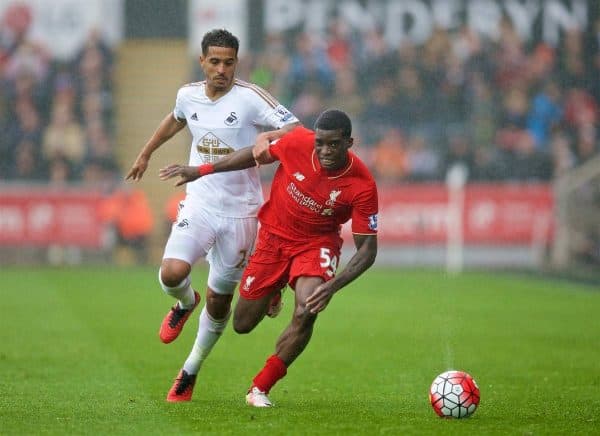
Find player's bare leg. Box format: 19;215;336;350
243;277;322;407
233;292;274;334
273;276;320;364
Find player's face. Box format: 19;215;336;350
314;129;353;170
200;46;237;93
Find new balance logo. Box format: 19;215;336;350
177;219;189;228
190;113;198;121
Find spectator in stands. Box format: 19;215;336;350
47;156;73;186
286;32;335;100
494;18;529;90
74;29;114;79
441;133;475;181
83;118;115;163
3;42;49;86
418;27;454;128
42;101;86;168
550;131;576;177
527;43;556;84
466;72;497;152
249;34;291;104
290;82;326;129
527;80;563;150
560;29;587;88
328;69;364;123
510;131;553;181
500;86;529;129
355;27;396;87
574;124;598;165
8;139;44;180
0;3;32;68
325;17;354;72
371;128;409;182
406;133;440;181
101;185;154;265
564;87;598;129
4;97;43;175
361;78;399;142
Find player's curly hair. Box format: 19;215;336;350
201;29;239;56
314;109;352;138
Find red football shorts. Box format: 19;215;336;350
239;227;342;300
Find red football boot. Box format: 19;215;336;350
166;369;197;402
159;291;200;343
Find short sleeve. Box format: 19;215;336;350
173;88;186;122
248;85;298;129
268;126;306;160
259;104;299;129
351;181;379;234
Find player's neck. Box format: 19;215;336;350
205;83;234;101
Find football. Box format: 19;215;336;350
429;370;480;418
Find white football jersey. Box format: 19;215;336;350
173;79;298;217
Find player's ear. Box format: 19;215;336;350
346;137;354;149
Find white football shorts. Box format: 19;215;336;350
162;199;258;295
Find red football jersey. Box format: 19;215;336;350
259;126;378;242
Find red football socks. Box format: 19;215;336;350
251;354;287;393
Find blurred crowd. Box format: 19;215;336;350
2;11;599;186
1;5;599;265
0;7;119;186
0;4;153;263
240;19;600;184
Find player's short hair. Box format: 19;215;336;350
201;29;239;56
314;109;352;137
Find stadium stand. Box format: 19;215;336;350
1;1;598;271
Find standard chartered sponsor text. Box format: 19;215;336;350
286;182;323;213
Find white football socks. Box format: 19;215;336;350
158;270;196;309
183;307;230;375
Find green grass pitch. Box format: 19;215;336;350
0;266;598;435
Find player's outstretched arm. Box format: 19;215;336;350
126;113;186;181
159;146;258;186
306;234;377;314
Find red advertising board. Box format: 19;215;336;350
0;188;106;247
0;183;553;248
342;183;553;245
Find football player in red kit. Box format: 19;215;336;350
159;109;378;407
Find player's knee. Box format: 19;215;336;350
159;269;183;288
206;290;233;320
233;318;254;334
159;260;190;287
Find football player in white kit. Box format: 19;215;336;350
126;29;300;402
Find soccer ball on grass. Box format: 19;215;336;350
429;370;480;418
